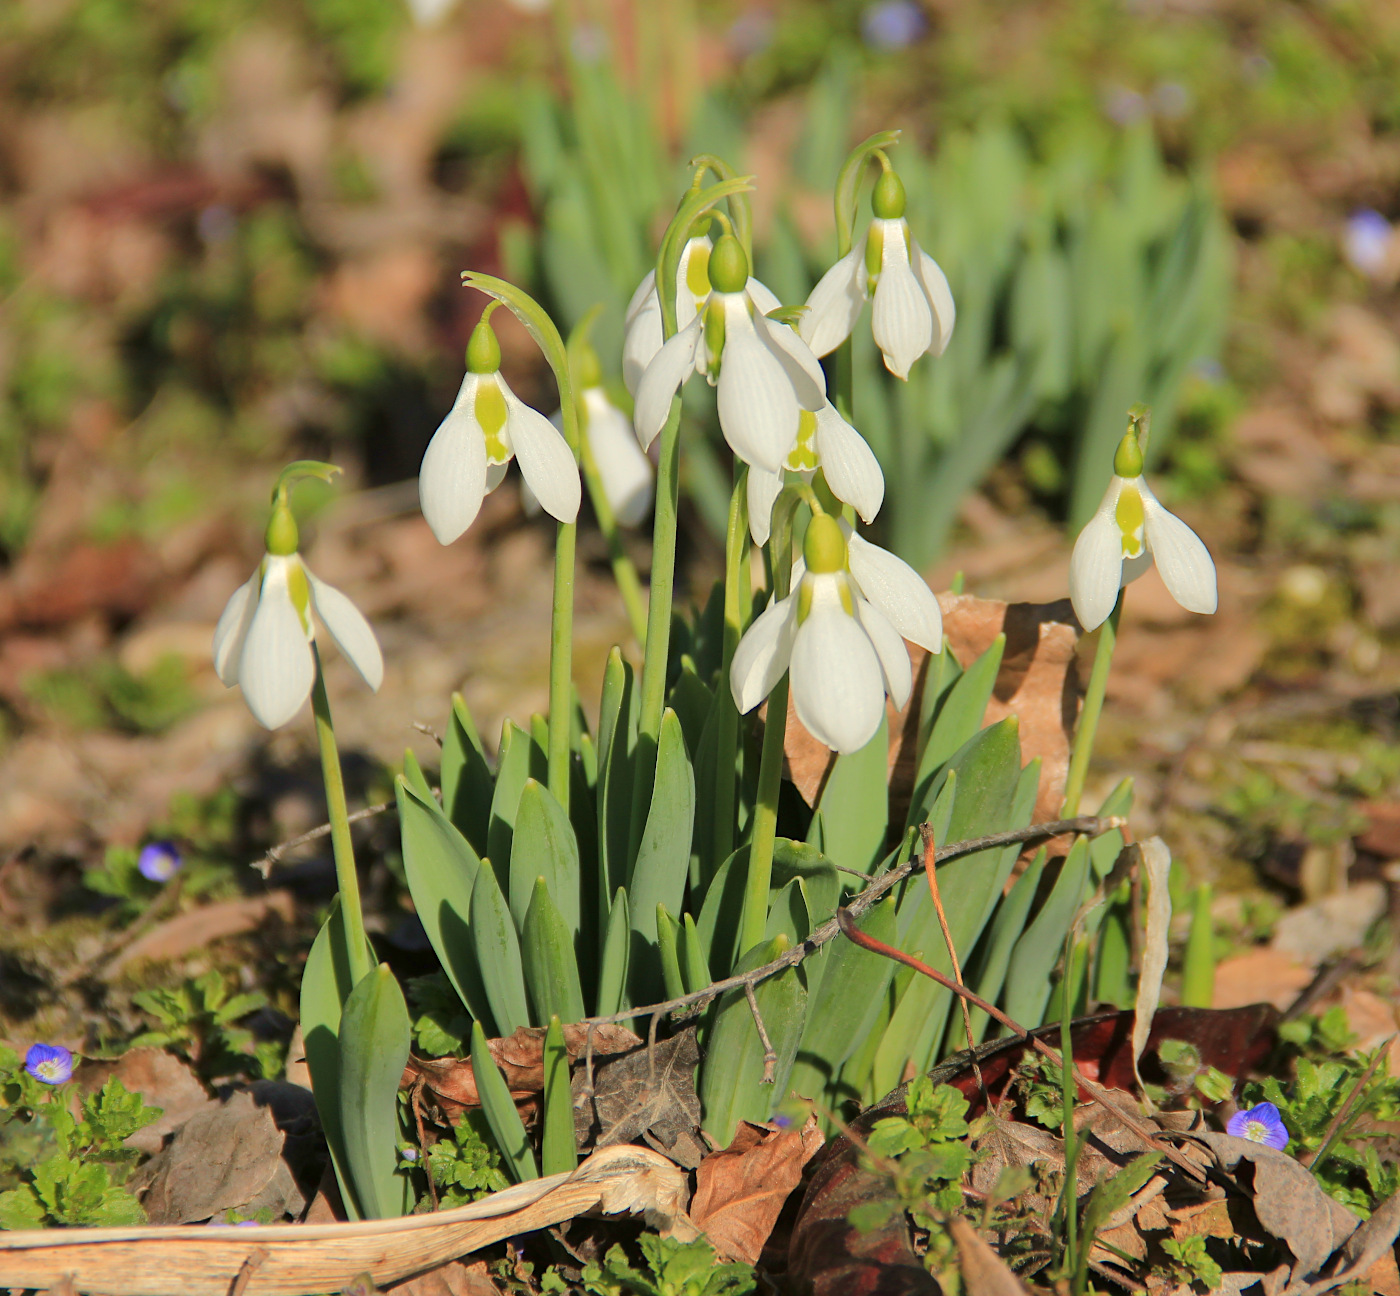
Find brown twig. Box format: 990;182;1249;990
1300;1037;1392;1172
833;908;1207;1183
250;800;394;877
744;981;778;1082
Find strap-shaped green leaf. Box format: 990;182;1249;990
669;656;714;763
441;692;493;855
470;1021;538;1183
469;857;530;1034
1003;834;1093;1028
509;780;581;939
539;1016;577;1177
962;849;1045;1046
680;914;709;996
597;651;638;918
1089;778;1134;879
521;877;585;1024
656;903;685;1001
764;877;809;950
810;716;888;876
400;747;434;801
595;887;630;1017
338;964;412;1219
695;846;745;980
487;720;548;889
395;776;493;1034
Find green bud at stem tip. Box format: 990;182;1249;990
872;168;906;220
265;501;299;556
467;317;502;374
708;234;749;294
803;512;846;574
1113;429;1144;478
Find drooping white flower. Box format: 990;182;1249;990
730;514;942;754
622;235;719;395
213;502;383;730
420;315;580;543
746;401;885;545
799;168;955;380
1069;429;1217;632
634;233;825;475
530;385;654;527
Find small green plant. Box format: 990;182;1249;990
424;1114;509;1209
1161;1233;1224;1291
405;972;471;1058
1151;1039;1235;1106
0;1046;160;1229
1014;1053;1070;1131
546;1232;756;1296
129;969;272;1081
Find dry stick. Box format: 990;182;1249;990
575;816;1119;1094
745;981;778;1082
833;909;1207;1183
1300;1037;1393;1172
251;800;394;876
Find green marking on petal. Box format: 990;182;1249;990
286;560;313;634
797;578;813;624
685;242;711;300
475;380;510;461
864;222;884;284
1116;483;1146;556
786;409;819;471
703;296;726;377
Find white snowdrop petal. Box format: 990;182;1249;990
1068;499;1126;632
730;594;798;713
855;597;913;710
871;225;933;380
624;268;658;328
911;239;957;356
212;569;261;686
799;247;866;357
419;376;489;544
622;271;663;396
505;392;580;523
716;306;799;473
789;606;887;754
238;565;315;730
745;277;782;317
746;465;785;546
813;405;884;523
584;390;653;526
1141;486;1218;615
634;313;704;449
306;568;384;692
756;312;827;407
846;531;942;652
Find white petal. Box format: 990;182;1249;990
716;301;799;473
634;313;704;450
503;387;580;523
583;388;653;526
910;238;957;356
745;277;782;317
845;531;942;652
238;559;315;730
730;592;798;713
789;599;887;754
420;374;489;544
622;271;663;396
755;311;827;407
1140;482;1217;615
855;596;913;710
746;465;785;546
678;238;714;326
212;568;261;686
1068;481;1127;632
485;462;509;493
799;247;866;357
306;567;384;692
871;220;934;380
813;405;884;524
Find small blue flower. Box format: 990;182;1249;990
1345;209;1392;279
398;1144;420;1163
137;841;183;883
861;1;926;51
1226;1102;1289;1150
24;1044;74;1086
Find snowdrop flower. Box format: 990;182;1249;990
746;402;884;545
634;232;825;475
1226;1102;1288;1150
420;312;580;544
25;1044;73;1086
731;513;942;753
1069;426;1217;632
213;489;383;730
800;168;955;380
622;235;718;394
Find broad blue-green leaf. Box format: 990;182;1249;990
509;780;581;939
1003;834;1094;1027
770;841;840;950
810;715;888;876
521;877;586;1024
1089;778;1134;879
488;721;548;893
469;859;530;1034
540;1016;576;1176
471;1021;538;1183
400;747;433;801
656;903;685;1000
962;849;1044;1045
395;776;493;1033
696;847;745;981
441;692;493;855
764;877;809;950
698;936;808;1145
338;964;412;1219
530;712;550;755
595;887;630;1017
680;914;709;996
669;656;714;763
597;652;638;912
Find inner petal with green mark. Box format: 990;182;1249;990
1115;482;1146;557
785;409;820;472
685;242;711;301
286;560;313;637
703;297;726;379
475;378;512;464
864;221;885;287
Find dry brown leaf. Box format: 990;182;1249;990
690;1116;824;1264
386;1259;503;1296
1212;949;1315;1011
108;892;296;973
947;1215;1032;1295
77;1048;212;1154
1357;802;1400;859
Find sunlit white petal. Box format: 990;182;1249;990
800;247;866;358
716;299;798;473
306;568;384;691
503;389;580;523
746;466;785;547
1068;480;1127;632
871;221;933;379
911;238;956;356
583;388;653;526
212;569;260;686
790;585;886;753
755;313;827;407
745;277;782;317
855;596;913;711
731;593;799;714
813;405;884;524
634;313;704;449
622;269;662;395
420;374;489;544
1140;481;1217;615
845;531;942;651
238;558;315;730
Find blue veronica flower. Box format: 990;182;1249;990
137;841;183;883
1226;1102;1288;1150
1345;208;1392;278
861;1;926;51
24;1043;74;1086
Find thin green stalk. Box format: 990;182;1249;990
711;464;750;873
1061;591;1123;817
577;428;647;647
311;647;371;988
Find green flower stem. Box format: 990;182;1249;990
311;646;372;988
577;429;647;649
711;464;750;871
1061;591;1123;817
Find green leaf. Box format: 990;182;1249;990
487;720;547;890
1003;834;1094;1028
810;715;888;876
540;1016;577;1178
962;849;1045;1045
441;693;494;855
627;709;695;1003
657;903;685;1001
338;964;412;1219
696;846;747;981
521;877;586;1024
669;656;714;763
471;1021;538;1183
680;914;710;996
764;877;810;949
595;887;631;1016
597;651;638;916
509;779;581;939
396;776;493;1033
400;747;434;801
469;858;530;1034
